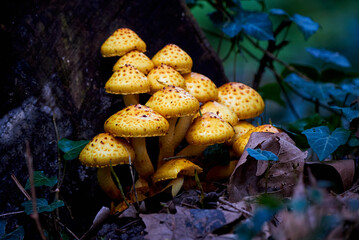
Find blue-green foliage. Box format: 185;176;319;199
306;47;351;68
21;199;64;215
25;171;57;190
302;126;351;161
247;148;278;161
0;221;24;240
270;8;319;39
58;138;89;160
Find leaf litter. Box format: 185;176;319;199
92;132;359;239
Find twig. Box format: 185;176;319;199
245;34;310;81
0;211;25;218
51;215;80;240
109;162;129;207
194;170;205;208
25;141;46;240
11;174;31;200
218;197;254;217
52;113;62;225
124;145;139;208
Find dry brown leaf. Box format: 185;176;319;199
228;132;306;202
140;206;241;240
306;160;355;191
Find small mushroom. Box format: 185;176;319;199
151;44;193;74
79;133;135;199
217;82;265;120
205;160;239;182
193;101;239;126
145;86;200;166
105;64;150;106
227;120;255;146
148;64;186;94
100;28;146;57
183;72;218;103
232;124;280;156
176;112;234;157
104;104;169;179
113;50;154;75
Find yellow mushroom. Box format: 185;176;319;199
104;104;169;179
176;112;234;157
79;133;135;199
113;50;154;75
217;82;265;120
152;44;193;74
100;28;146;57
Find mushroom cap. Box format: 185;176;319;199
232;124;280;156
186;112;234;145
145;86;200;118
217;82;265;120
227;121;255;145
205;160;238;182
152;158;203;183
113;50;154;75
194;101;238;126
183;72;218;103
148;64;186;94
104;104;169;137
100;28;146;57
79;133;135;168
105;64;150;95
151;44;193;74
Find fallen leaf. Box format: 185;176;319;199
306;160;355;192
228;132;306;202
140;206;241;240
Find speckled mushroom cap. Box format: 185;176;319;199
194;101;238;126
227;121;255;145
151;44;193;74
105;65;150;95
79;133;135;168
148;64;186;94
104;104;169;137
183;72;218;103
232;124;280;156
152;158;203;183
100;28;146;57
113;50;154;75
145;86;200;118
217;82;265;120
186;112;234;145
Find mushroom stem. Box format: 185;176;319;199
131;137;154;179
172;116;193;149
158;118;177;167
176;144;209;157
97;167;122;199
123;94;139;106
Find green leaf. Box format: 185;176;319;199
25;171;57;190
284;73;335;102
58;138;89;160
302;126;351;161
209;9;274;40
291;14;320;40
306;47;351;68
287;114;326;133
0;226;24;240
258;83;285;106
241;11;274;41
247;148;278;161
21;199;64;215
348;136;359;147
269;8;289;17
331;106;359;123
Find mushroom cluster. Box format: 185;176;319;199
78;28;277;210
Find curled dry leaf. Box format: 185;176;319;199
228;132;307;202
